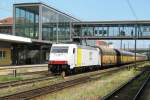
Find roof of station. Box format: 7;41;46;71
0;17;13;26
0;33;32;43
14;2;80;22
73;20;150;26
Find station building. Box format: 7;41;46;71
0;17;13;34
0;17;13;65
0;2;150;66
0;2;79;66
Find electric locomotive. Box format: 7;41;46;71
48;44;100;74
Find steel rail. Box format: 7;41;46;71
101;70;145;100
0;75;55;89
101;67;150;100
133;71;150;100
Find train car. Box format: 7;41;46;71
136;53;147;61
48;44;100;74
120;51;135;64
98;47;117;67
119;51;146;64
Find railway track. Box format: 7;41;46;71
0;63;144;100
0;62;147;100
101;66;150;100
133;70;150;100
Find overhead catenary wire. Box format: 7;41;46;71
125;0;139;69
126;0;138;20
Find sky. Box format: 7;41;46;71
0;0;150;49
0;0;150;21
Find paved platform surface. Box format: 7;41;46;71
0;64;47;70
0;64;48;75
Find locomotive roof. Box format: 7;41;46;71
98;46;116;52
116;49;134;55
52;44;98;50
52;44;146;57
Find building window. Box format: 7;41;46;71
0;51;6;60
15;6;39;39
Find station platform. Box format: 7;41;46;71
0;64;48;70
0;64;48;75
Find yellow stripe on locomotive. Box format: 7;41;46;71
77;48;82;67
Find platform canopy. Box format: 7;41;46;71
0;33;32;43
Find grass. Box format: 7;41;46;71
0;71;49;83
33;67;145;100
0;76;23;83
0;62;149;99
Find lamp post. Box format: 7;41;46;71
124;43;126;50
128;42;129;51
134;25;137;69
148;44;150;60
120;40;122;50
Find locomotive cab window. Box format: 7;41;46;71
51;46;68;53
